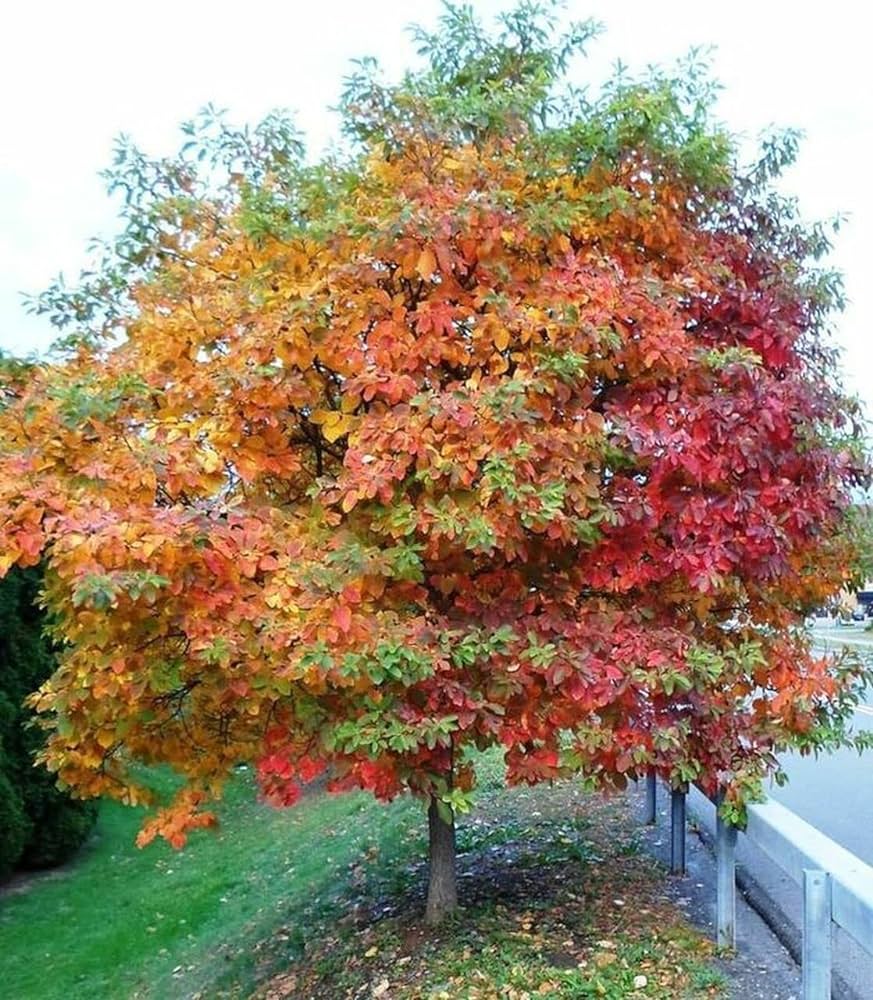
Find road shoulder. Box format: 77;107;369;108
632;781;802;999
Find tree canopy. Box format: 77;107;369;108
0;1;869;920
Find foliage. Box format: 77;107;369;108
0;771;28;876
0;567;97;875
850;502;873;587
0;1;870;850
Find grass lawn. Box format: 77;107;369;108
0;770;422;999
1;759;727;999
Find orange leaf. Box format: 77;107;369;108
416;248;437;281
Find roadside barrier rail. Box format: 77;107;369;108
644;772;873;1000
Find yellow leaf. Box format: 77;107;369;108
494;327;510;352
416;248;437;281
274;330;315;368
323;414;356;443
199;450;223;474
309;409;332;426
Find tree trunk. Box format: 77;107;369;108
424;796;457;925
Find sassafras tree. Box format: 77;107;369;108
1;4;869;922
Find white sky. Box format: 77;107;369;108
1;0;870;414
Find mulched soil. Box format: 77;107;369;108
252;781;729;999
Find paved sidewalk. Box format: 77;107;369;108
629;781;803;999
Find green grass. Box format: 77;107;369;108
687;962;731;993
1;761;728;1000
0;770;421;999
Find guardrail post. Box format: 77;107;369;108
670;786;686;875
715;799;737;950
644;770;656;825
802;869;832;1000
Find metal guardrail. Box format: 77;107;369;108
644;772;873;1000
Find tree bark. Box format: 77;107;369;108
424;796;457;925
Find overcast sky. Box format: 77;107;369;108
1;1;870;414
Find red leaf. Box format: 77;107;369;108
332;603;352;633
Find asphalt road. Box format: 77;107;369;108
766;620;873;864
